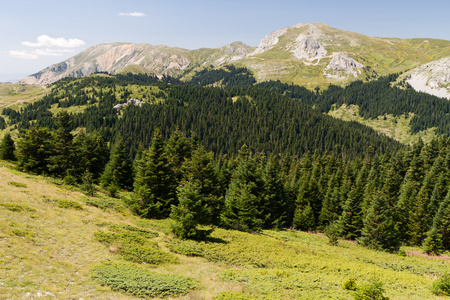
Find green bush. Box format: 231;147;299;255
108;223;159;239
57;199;83;210
92;262;197;298
343;277;357;291
82;197;125;212
431;273;450;296
0;203;36;212
167;239;205;257
353;277;389;300
7;181;27;188
94;229;177;265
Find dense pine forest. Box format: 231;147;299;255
1;69;450;256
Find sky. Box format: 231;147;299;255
1;0;449;82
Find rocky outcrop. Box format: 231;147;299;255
251;28;288;55
292;38;327;61
323;52;365;79
214;41;254;65
405;56;450;99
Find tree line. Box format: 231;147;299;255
1;117;449;254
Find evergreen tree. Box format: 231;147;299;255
0;132;16;161
293;203;315;231
359;192;401;252
74;131;109;180
134;129;177;218
181;146;222;225
16;125;53;174
220;156;264;231
165;129;192;182
100;140;134;191
48;111;75;177
171;181;206;239
263;155;288;228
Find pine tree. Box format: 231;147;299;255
359;192;401;252
17;125;53;174
134;129;177;219
100;140;134;191
0;132;16;161
165;129;192;182
293;204;315;231
48;111;75;177
171;181;206;239
263;155;287;228
181;146;222;225
220;157;264;231
74;131;109;180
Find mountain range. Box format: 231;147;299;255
18;23;450;98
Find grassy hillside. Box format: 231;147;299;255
328;104;437;144
0;83;47;111
1;160;449;299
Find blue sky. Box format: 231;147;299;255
1;0;449;82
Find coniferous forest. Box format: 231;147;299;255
1;69;450;256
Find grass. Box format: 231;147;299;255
0;162;449;299
328;104;437;144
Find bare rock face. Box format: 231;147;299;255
323;52;364;79
252;27;288;55
292;38;327;61
214;41;253;65
405;56;450;99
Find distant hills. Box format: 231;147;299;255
18;23;450;96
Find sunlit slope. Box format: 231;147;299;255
0;161;448;299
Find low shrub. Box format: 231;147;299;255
92;262;197;298
94;229;177;265
0;203;36;212
108;223;159;239
343;277;357;291
12;228;35;238
7;181;27;188
353;276;389;300
57;199;83;210
82;197;125;212
431;273;450;296
167;239;205;257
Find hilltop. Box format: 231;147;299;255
18;23;450;91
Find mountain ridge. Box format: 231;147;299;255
18;23;450;91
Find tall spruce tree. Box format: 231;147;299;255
17;125;53;174
220;154;265;231
100;140;134;191
48;111;75;177
181;146;222;225
171;181;206;239
359;192;400;252
133;129;177;218
0;132;16;161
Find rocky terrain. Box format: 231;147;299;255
18;23;450;90
403;56;450;99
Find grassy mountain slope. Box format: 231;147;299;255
18;23;450;88
0;161;448;299
242;23;450;87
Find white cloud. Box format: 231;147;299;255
9;48;75;60
9;50;39;60
22;35;85;48
33;49;74;56
119;12;146;17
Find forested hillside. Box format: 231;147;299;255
2;70;450;298
1;72;402;159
